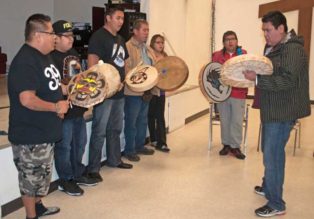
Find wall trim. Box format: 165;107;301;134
185;109;209;124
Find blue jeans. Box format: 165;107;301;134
54;117;87;180
124;96;149;154
261;121;295;211
88;98;124;172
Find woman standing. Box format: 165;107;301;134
148;34;170;152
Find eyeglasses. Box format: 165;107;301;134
38;31;55;36
224;38;237;42
58;34;74;39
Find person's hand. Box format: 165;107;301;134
55;100;69;114
61;77;71;85
243;70;257;81
57;113;64;119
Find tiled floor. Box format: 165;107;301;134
2;91;314;218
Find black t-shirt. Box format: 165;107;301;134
8;44;63;144
50;48;87;119
88;28;129;99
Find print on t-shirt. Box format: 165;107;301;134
63;56;82;78
44;64;61;91
112;43;126;68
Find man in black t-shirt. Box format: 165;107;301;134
51;20;98;197
86;7;132;182
8;14;69;219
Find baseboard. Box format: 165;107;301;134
185;109;209;124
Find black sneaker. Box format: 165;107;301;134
155;145;170;153
124;153;140;162
136;146;155;155
254;186;265;196
58;179;84;196
219;145;230;155
230;148;246;160
87;172;103;182
75;176;98;186
255;205;285;217
35;201;60;217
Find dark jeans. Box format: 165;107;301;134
261;120;295;211
148;95;167;146
87;98;124;172
54;117;87;180
124;96;149;154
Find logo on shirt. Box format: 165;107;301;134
112;44;125;68
63;56;81;78
44;64;61;90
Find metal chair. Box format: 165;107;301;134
257;120;301;156
208;102;250;154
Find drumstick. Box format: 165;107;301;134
162;32;177;56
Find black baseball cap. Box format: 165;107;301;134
53;20;73;34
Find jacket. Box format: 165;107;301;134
257;30;311;122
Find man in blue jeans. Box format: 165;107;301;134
123;19;155;162
51;20;99;196
244;11;311;217
85;7;132;183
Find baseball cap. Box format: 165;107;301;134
53;20;73;34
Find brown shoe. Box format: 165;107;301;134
219;145;230;155
230;148;246;160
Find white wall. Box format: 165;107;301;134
214;0;314;98
143;0;212;86
0;0;54;65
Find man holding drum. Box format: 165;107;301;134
212;31;247;160
51;20;98;196
124;19;156;162
244;11;311;217
8;14;69;219
86;7;133;183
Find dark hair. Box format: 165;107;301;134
222;30;238;43
222;31;239;54
262;11;288;33
133;19;148;30
105;7;124;23
25;13;51;41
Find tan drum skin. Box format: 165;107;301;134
199;62;231;103
125;64;159;92
67;60;121;108
154;56;189;91
220;54;273;88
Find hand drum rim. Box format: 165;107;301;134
125;64;159;92
67;61;120;108
220;54;273;88
198;62;231;103
155;56;189;91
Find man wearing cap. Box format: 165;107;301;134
51;20;98;197
8;14;69;219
